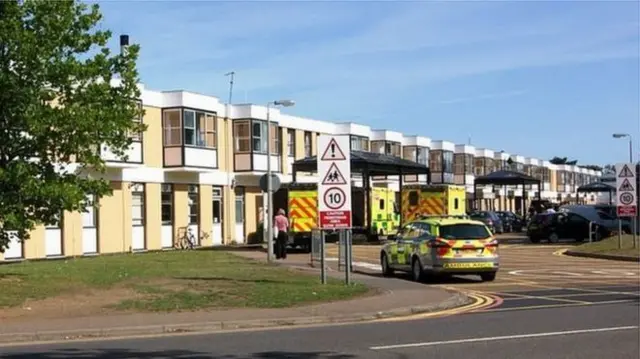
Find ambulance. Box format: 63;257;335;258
400;184;467;223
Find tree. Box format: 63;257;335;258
0;0;145;251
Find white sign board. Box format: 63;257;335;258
615;163;637;217
317;135;352;229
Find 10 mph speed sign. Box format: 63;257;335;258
317;135;352;229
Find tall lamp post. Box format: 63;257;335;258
266;99;295;262
612;133;636;249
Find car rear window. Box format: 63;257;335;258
439;224;491;240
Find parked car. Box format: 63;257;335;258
527;211;611;243
559;205;632;233
469;211;504;234
496;211;525;232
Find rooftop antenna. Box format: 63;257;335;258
468;136;472;145
224;71;235;105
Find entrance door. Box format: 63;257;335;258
212;187;223;246
234;187;245;243
131;183;146;251
188;185;200;246
82;195;98;254
45;214;63;257
161;184;174;248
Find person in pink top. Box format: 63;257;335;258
274;208;289;259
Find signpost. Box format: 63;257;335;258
317;135;353;285
616;163;637;249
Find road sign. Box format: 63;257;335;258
318;135;351;229
616;163;637;217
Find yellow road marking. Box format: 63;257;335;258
375;292;495;322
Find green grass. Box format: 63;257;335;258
0;250;368;312
572;235;640;258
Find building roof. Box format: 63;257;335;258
577;182;616;193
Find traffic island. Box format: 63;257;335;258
564;235;640;262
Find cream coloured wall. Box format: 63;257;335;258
63;211;83;256
99;181;132;254
23;226;44;259
281;127;289;175
244;187;260;241
173;183;189;240
311;132;318;156
294;130;304;159
143;106;163;168
199;185;213;246
145;183;162;250
550;170;558;192
223;186;235;244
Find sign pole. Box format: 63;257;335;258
320;230;326;284
345;229;352;285
615;162;637;249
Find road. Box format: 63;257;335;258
1;238;638;358
1;301;638;358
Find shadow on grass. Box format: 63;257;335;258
173;276;288;284
1;348;357;359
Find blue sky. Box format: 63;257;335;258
97;0;639;166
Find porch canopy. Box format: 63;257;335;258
473;170;542;212
291;150;430;231
577;181;615;205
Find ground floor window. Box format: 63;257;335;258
188;185;199;225
131;183;145;226
161;184;173;225
234;187;244;224
212;187;223;224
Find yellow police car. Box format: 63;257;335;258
380;216;499;282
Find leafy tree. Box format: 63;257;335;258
0;0;144;251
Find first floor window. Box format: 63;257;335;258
234;120;251;152
131;183;145;226
161;184;173;225
163;109;182;146
188;185;199;225
287;129;295;157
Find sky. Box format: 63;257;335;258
96;0;640;166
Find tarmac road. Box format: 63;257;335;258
1;301;638;358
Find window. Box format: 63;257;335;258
161;184;173;225
180;110;216;148
270;124;280;155
235;188;244;224
558;171;566;185
430;150;443;171
82;194;97;228
454;198;459;210
453;154;465;175
212;187;223;224
484;158;494;175
417;147;429;165
408;191;419;206
350;136;368;151
304;131;312;157
251;121;267;153
379;199;385;210
384;142;401;157
371;141;384;154
474;158;485;176
443;151;453;173
543;167;551;182
439;224;491;239
163;109;182;146
129;101;143;141
287;129;295;157
131;183;145;226
234;120;251;153
464;154;474;174
188;185;199;225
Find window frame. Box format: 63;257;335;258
304;131;312;157
129;100;143;142
235;187;245;224
350;135;369;151
212;186;223;224
442;150;454;174
430;150;443;172
287;129;295;157
233;120;251;153
161;184;173;225
162;107;217;148
453;153;465;175
162;109;183;146
188;185;199;225
131;183;145;227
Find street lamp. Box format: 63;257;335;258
266;99;295;262
612;133;633;162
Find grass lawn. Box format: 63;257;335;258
0;250;368;312
572;235;640;258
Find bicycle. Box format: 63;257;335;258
175;226;196;250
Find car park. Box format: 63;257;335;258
469;211;504;234
380;216;500;282
527;211;612;243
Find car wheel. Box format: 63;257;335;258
480;272;497;282
549;232;559;243
411;258;424;282
381;253;394;277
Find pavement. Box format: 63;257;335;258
0;250;475;345
2;300;638;358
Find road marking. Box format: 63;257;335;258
480;299;638;312
369;325;639;350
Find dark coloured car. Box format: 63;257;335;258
526;212;611;243
469;211;504;234
496;211;525;232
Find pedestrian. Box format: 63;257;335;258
274;208;289;260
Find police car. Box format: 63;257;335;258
380;216;499;282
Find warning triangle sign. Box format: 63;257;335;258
619;178;635;192
321;138;347;161
322;163;348;185
618;164;635;178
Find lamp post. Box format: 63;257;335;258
612;133;636;249
266;99;295;262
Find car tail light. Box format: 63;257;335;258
430;238;451;256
